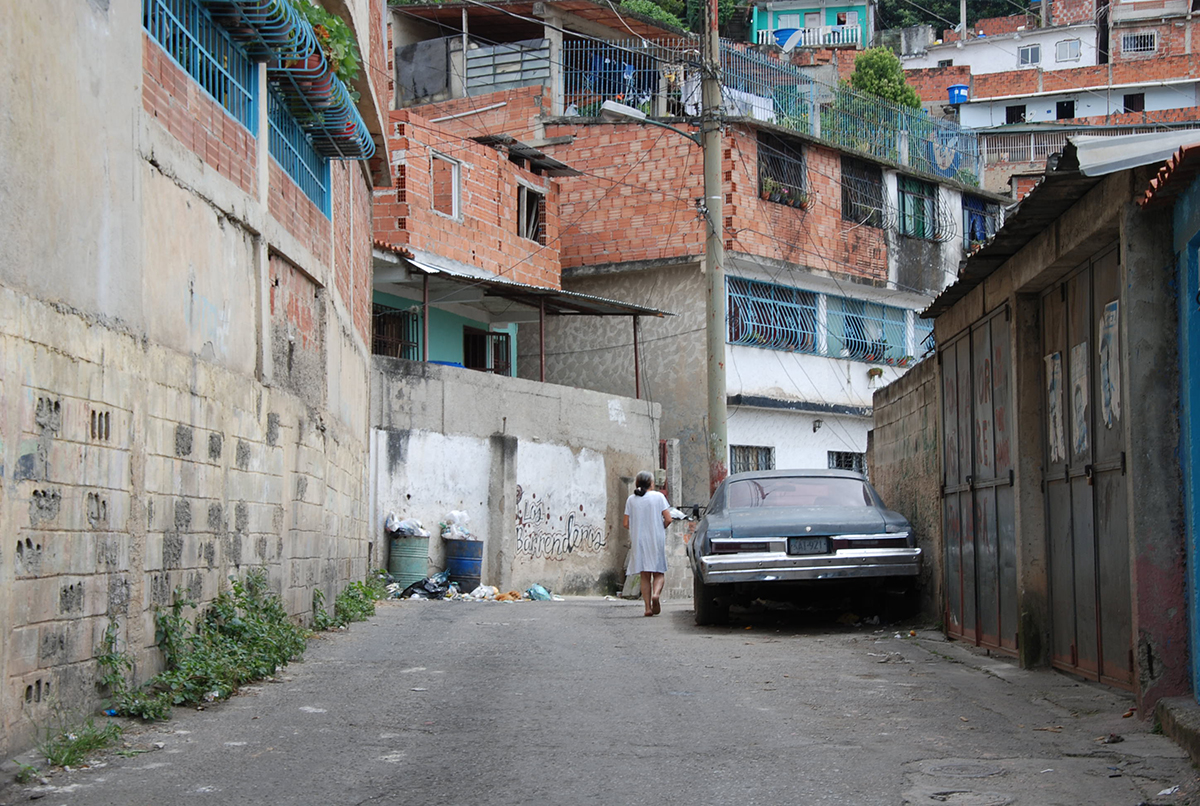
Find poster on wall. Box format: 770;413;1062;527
1045;351;1065;464
1070;341;1089;456
1099;300;1121;429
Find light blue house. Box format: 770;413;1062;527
750;0;875;50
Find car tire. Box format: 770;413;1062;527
693;574;729;626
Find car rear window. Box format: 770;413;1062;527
726;477;873;509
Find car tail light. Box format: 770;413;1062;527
711;541;770;554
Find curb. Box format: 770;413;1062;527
1155;696;1200;766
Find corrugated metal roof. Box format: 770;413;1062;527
924;130;1200;319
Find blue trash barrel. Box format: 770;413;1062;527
948;84;969;105
444;539;483;590
388;535;430;587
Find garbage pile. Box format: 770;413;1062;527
386;572;563;602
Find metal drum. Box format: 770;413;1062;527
388;536;430;587
444;539;483;590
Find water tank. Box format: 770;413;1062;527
948;84;969;105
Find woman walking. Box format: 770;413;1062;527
623;470;672;616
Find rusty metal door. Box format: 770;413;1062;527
1041;246;1132;687
941;307;1017;652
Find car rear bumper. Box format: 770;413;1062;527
699;548;922;584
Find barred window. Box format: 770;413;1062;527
827;297;906;362
758;131;809;209
728;277;818;353
841;157;884;228
1122;33;1156;54
898;176;938;240
731;445;775;474
916;318;935;356
828;451;864;473
372;305;420;360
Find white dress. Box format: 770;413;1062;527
625;490;670;574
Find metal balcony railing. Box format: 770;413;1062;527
556;38;981;185
756;25;862;49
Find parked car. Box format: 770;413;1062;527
687;469;920;624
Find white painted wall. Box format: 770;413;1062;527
960;81;1200;127
728;405;872;466
902;24;1098;76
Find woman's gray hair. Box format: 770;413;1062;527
634;470;654;497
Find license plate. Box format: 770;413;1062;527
788;536;829;555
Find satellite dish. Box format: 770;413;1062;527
772;28;803;51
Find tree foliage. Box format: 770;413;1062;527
621;0;685;30
849;47;922;108
685;0;738;34
876;0;1027;32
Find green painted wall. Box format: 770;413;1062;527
752;3;869;46
373;290;518;374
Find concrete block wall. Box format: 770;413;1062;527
370;357;662;596
0;0;382;758
374;109;562;288
869;358;942;617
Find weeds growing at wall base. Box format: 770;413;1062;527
100;570;307;721
38;715;123;768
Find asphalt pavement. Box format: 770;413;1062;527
2;597;1198;806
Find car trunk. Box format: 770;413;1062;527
728;507;886;539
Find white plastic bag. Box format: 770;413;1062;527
440;510;472;540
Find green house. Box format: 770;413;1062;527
751;0;875;50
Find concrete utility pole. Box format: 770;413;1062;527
960;0;967;41
702;0;728;494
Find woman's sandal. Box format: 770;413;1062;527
651;598;661;615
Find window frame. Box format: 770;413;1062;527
463;327;513;376
1122;32;1157;54
841;157;884;228
1055;99;1076;120
1018;43;1041;66
758;131;808;209
372;304;421;360
430;152;461;219
1005;104;1026;124
1055;38;1081;62
898;176;938;240
728;276;818;353
962;194;999;252
517;184;546;243
827;451;865;474
731;445;775;475
1123;92;1146;113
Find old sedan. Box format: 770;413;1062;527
687;469;921;624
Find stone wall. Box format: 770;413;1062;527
869;357;942;618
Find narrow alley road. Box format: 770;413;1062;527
4;598;1197;806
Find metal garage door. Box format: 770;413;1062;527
1041;246;1133;688
941;306;1018;652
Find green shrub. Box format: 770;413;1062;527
39;718;122;768
620;0;684;29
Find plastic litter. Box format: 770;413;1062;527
668;507;687;520
401;571;451;600
526;583;552;601
385;515;431;538
1159;786;1180;796
440;510;472;540
470;585;499;600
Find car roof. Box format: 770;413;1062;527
724;468;868;483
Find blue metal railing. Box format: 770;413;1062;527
143;0;258;131
269;89;331;216
729;276;924;364
557;38;981;186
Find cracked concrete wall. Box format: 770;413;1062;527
0;1;375;758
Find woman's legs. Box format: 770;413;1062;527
640;571;653;616
650;572;665;614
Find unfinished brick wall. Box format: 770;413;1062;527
410;85;551;143
141;32;256;195
374;109;562;288
542;121;705;269
268;161;332;265
727;132;887;284
1052;0;1095;25
329;161;375;346
906;65;973;105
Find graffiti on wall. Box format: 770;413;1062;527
514;485;606;561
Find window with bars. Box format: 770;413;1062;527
827;297;907;362
269;90;330;216
962;194;999;251
1005;104;1026;124
841;157;884;228
518;185;546;243
143;0;258;132
372;305;420;360
828;451;864;473
1122;32;1156;54
758;131;808;209
728;277;818;353
731;445;775;475
464;328;513;376
898;176;938;240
